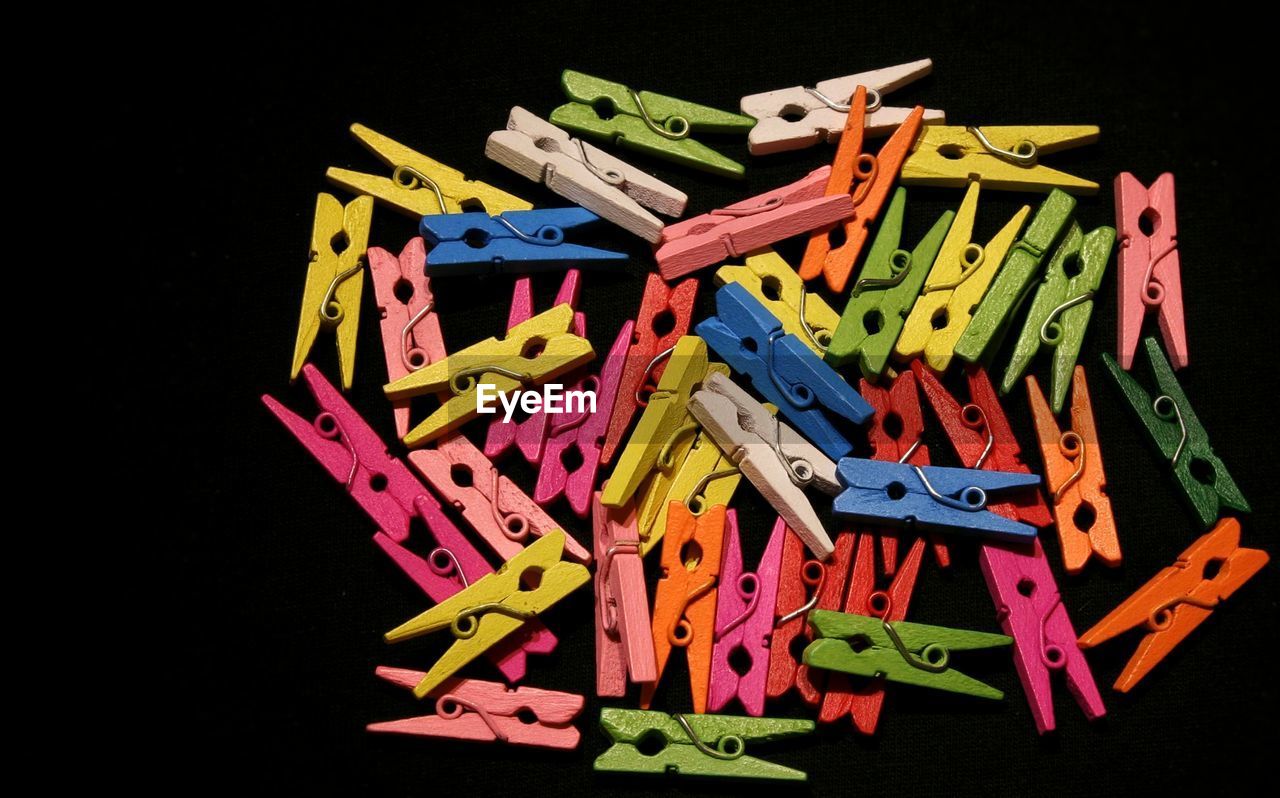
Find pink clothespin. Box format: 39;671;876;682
484;270;587;462
592;489;656;696
1115;172;1187;370
368;238;447;438
369;667;584;750
708;517;785;716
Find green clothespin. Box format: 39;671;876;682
1000;222;1115;410
549;70;755;178
824;188;954;379
802;609;1011;700
953;189;1076;365
1101;338;1250;528
594;709;813;782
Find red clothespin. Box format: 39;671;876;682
484;270;586;463
367;237;447;438
708;517;785;716
369;667;584;750
1115;172;1187;370
600;274;698;464
592;489;657;697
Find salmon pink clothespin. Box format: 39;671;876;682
593;490;657;696
1115;172;1187;370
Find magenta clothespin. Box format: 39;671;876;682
592;489;657;696
708;516;785;716
368;238;447;438
535;321;634;517
369;667;584;750
483;270;586;462
1115;172;1187;370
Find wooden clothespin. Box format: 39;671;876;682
901;125;1101;193
420;207;626;275
633;418;741;556
593;491;657;696
1115;172;1188;369
715;249;840;357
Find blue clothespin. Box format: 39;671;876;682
420;208;628;274
833;457;1041;542
696;283;872;459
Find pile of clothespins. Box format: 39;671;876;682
262;61;1267;782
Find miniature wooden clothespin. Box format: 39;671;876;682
1102;338;1249;529
290;193;374;390
369;667;584;750
895;182;1030;373
486;107;687;243
740;59;944;155
551;70;755;178
797;87;924;292
1115;172;1188;369
901;125;1100;193
633;417;741;556
715;249;840;357
420;207;626;275
593;491;657;696
655;167;855;280
1079;518;1268;692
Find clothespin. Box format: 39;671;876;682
1028;368;1119;573
290;193;374;390
369;667;584;750
688;371;839;559
655;167;855;280
999;222;1116;409
708;518;785;716
634;419;741;556
593;491;657;696
895;182;1030;373
739;59;944;155
715;249;839;357
953;189;1077;365
550;70;755;178
1115;172;1188;369
1101;338;1249;528
601;274;699;465
486;107;688;243
384;304;595;447
385;530;590;698
594;709;814;782
407;435;592;564
326;123;531;217
697;283;873;459
804;610;1011;699
901;125;1100;193
825;188;954;380
1079;518;1269;692
797;87;924;292
640;503;730;713
419;208;626;275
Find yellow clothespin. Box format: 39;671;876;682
385;530;590;697
894;182;1029;372
384;304;594;447
326;123;532;217
714;250;840;356
901;125;1100;194
291;193;374;390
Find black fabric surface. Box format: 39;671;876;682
145;3;1278;795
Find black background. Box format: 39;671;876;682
142;2;1279;795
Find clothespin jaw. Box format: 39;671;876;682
1101;338;1250;528
594;709;815;781
1115;172;1187;370
593;491;657;696
901;125;1101;193
804;610;1011;699
290;193;374;390
715;249;839;357
1079;519;1269;692
419;208;626;275
634;419;741;556
326;123;531;216
551;70;755;178
385;530;590;697
1000;223;1116;410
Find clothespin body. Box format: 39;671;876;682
709;517;785;715
593;492;657;696
715;249;839;356
901;125;1100;193
420;208;626;275
634;421;741;555
1115;172;1187;369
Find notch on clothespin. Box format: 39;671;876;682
797;86;924;292
655;167;855;280
486;107;688;243
369;667;584;750
740;59;944;155
594;709;814;782
698;283;873;459
1115;172;1187;369
895;182;1030;373
551;70;755;178
1079;519;1268;692
1102;337;1249;528
715;249;840;357
901;125;1100;193
593;491;657;696
420;208;626;275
